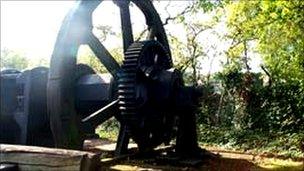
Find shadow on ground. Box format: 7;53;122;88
83;139;304;171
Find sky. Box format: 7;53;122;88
1;1;74;59
0;1;261;74
1;1;190;58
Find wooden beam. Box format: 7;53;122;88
0;144;100;171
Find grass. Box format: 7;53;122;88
96;123;304;170
95;118;119;141
197;124;304;159
257;158;303;171
95;120;304;159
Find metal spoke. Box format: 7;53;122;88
86;33;121;79
116;0;134;52
147;26;156;40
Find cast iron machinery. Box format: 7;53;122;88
0;0;204;157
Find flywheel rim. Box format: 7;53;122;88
47;0;172;149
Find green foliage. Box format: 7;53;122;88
197;0;226;12
198;124;304;159
77;45;106;73
262;82;304;131
168;7;218;85
202;69;304;130
96;118;119;141
198;69;304;157
168;0;304;158
194;0;304;156
77;45;123;73
1;48;29;70
205;0;304;131
226;0;304;88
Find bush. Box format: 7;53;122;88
196;69;304;157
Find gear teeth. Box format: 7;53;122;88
124;55;140;59
118;42;146;120
118;89;135;93
121;68;137;72
118;95;135;99
118;78;135;83
124;57;138;61
118;83;135;88
119;73;136;77
118;101;136;105
117;40;175;151
121;63;138;68
124;51;141;55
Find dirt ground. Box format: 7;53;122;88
83;139;304;171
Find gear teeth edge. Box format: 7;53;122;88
118;42;146;120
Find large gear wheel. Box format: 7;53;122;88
48;0;173;149
118;40;177;151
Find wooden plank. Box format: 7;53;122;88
0;144;100;171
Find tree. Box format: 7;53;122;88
226;0;304;87
169;22;211;86
215;0;304;131
0;48;29;71
165;2;222;86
